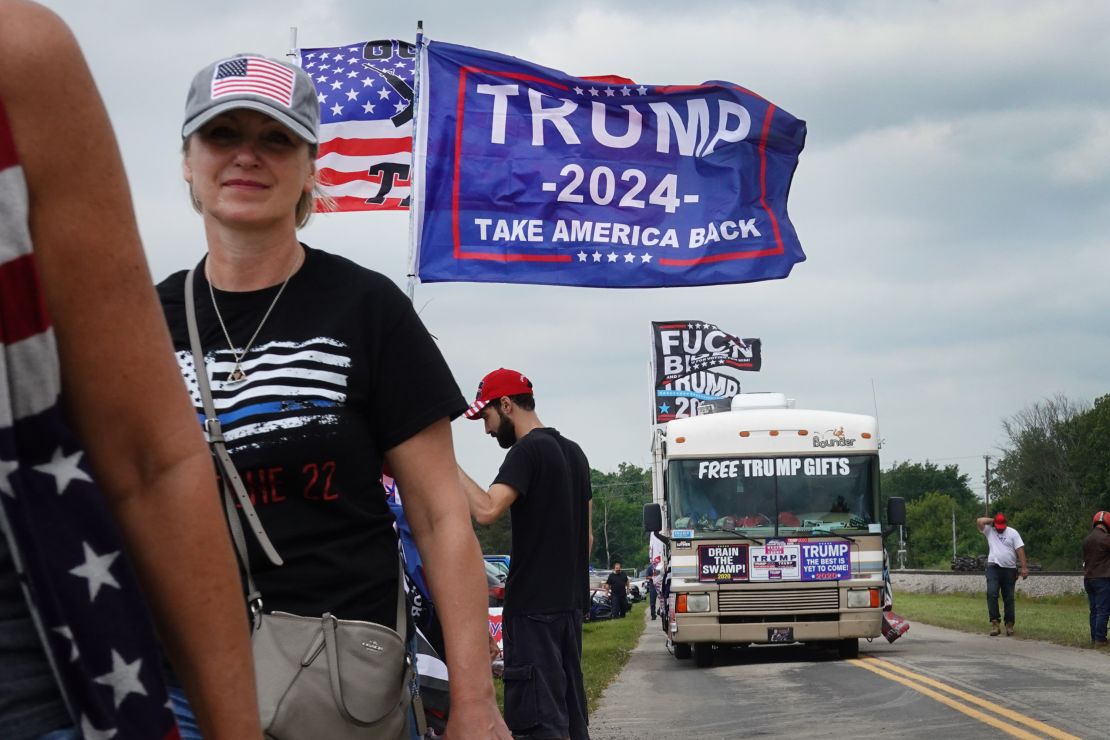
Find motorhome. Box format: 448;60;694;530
643;392;904;666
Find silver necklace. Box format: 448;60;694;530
206;251;301;384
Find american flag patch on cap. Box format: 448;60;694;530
212;56;295;107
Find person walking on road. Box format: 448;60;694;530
1082;511;1110;647
606;562;630;619
646;563;659;620
459;368;592;740
977;513;1028;636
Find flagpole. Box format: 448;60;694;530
404;19;424;303
287;27;297;61
648;324;658;428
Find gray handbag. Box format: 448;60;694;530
185;267;423;740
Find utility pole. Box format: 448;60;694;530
983;455;991;516
897;526;906;569
952;505;957;559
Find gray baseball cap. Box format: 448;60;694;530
182;54;318;143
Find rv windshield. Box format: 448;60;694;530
667;455;879;536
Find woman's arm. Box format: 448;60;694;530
386;419;511;739
1;3;260;737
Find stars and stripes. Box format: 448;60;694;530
2;98;179;738
212;55;296;107
300;41;416;212
174;337;351;452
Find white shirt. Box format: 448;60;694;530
982;525;1025;567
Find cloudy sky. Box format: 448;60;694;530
42;0;1109;495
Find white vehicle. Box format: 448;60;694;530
644;393;904;667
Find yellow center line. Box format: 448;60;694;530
848;657;1078;740
848;658;1038;739
858;656;1078;740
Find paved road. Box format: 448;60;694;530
589;610;1108;739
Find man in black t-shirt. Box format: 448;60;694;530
605;562;630;619
459;368;592;740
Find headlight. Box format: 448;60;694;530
847;588;881;608
686;593;711;612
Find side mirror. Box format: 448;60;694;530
643;503;662;533
887;497;906;527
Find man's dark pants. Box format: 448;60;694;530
1084;577;1110;643
648;588;657;619
985;564;1018;624
612;593;628;618
503;611;588;739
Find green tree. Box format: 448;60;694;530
991;394;1094;569
881;460;979;566
1062;394;1110;517
881;460;978;508
472;516;512;555
904;492;982;568
590;463;652;569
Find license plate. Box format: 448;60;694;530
768;627;794;643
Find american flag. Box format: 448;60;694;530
1;103;180;738
300;40;416;211
212;55;296;107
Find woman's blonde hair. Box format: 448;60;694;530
183;137;334;229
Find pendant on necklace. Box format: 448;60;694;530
228;366;248;383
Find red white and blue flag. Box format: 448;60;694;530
300;40;416;212
212;55;295;107
413;41;807;288
1;102;180;737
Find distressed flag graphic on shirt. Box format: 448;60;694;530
212;56;295;107
300;40;416;212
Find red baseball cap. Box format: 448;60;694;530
464;368;533;419
993;513;1007;531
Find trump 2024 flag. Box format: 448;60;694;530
412;41;807;288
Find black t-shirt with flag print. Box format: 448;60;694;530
158;245;466;628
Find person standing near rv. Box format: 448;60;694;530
459;368;592;740
977;513;1028;636
1082;511;1110;647
645;562;659;620
605;562;630;618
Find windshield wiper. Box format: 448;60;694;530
699;527;763;544
806;528;856;543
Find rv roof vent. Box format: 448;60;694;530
731;392;791;411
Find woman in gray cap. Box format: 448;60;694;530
158;53;508;739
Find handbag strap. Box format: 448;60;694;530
185;267;284;583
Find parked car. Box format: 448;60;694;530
584;588;613;622
629;577;649;602
485;559;506;607
484;554;510;579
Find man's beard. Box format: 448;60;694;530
495;408;517;449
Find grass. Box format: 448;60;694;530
580;601;647;711
893;590;1092;647
495;601;647;713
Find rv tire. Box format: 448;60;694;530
693;642;714;667
837;638;859;659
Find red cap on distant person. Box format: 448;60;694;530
993;513;1007;531
464;368;533;419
